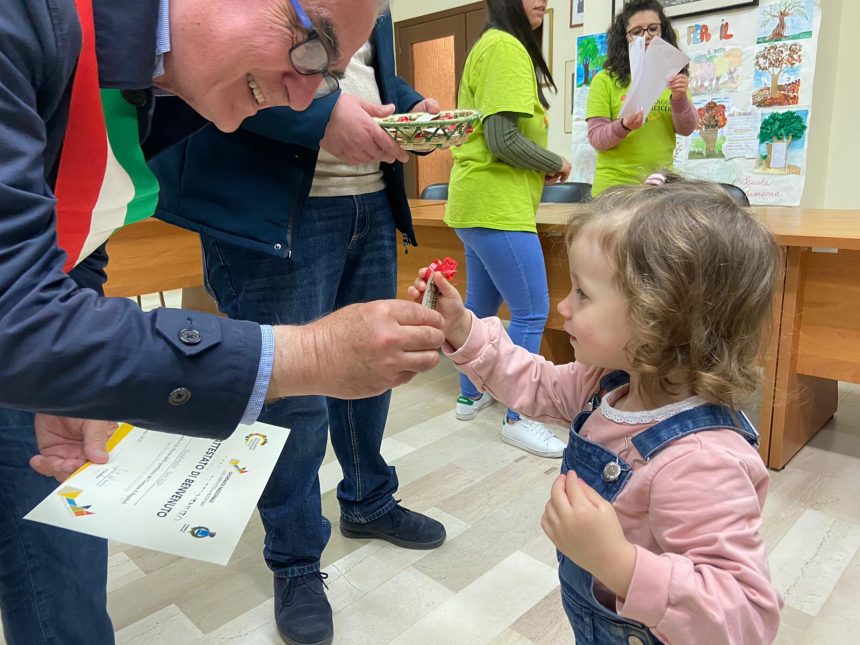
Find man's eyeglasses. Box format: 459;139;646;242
289;0;340;98
627;23;661;38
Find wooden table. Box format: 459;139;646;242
102;219;211;311
104;204;860;470
406;200;860;470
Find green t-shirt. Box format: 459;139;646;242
586;70;677;196
444;29;548;232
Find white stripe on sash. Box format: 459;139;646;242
74;129;136;265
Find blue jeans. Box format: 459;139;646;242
0;409;113;644
454;228;550;421
201;191;400;578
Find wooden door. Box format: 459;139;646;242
396;4;487;198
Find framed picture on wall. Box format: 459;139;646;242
564;60;575;133
612;0;758;18
540;8;554;87
571;0;584;28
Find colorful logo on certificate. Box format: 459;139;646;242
58;486;94;517
229;458;248;474
189;526;216;539
244;432;268;450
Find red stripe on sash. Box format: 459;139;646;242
54;0;108;273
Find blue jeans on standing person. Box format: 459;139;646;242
0;408;114;645
454;228;550;422
200;190;400;578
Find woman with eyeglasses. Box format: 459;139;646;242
586;0;698;196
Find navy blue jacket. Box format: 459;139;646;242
150;12;422;259
0;0;260;437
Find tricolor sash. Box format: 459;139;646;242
55;0;159;272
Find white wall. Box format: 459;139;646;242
392;0;475;21
803;0;858;208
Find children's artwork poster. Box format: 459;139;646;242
570;120;597;184
573;33;608;119
570;33;607;183
569;0;821;205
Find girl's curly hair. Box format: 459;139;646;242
565;175;781;408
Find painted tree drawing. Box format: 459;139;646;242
577;36;602;86
759;0;812;43
695;101;728;158
758;110;807;173
753;43;802;107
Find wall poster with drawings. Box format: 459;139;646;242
571;0;820;205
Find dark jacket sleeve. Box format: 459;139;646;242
0;1;261;438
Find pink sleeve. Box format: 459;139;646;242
671;96;699;136
443;313;603;426
617;448;782;645
587;117;631;151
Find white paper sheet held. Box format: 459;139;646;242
619;36;690;120
629;36;646;86
25;421;289;565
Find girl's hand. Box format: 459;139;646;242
408;270;472;350
541;471;636;598
621;108;645;131
668;74;689;101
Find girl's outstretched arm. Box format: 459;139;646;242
447;313;604;427
410;268;604;424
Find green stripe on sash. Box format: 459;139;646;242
101;88;159;225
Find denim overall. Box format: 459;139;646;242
558;371;759;645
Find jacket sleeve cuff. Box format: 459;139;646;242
617;546;672;627
239;324;273;424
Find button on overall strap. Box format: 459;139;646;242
55;0;159;272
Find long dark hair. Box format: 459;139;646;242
604;0;682;86
485;0;556;108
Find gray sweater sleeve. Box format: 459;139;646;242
484;112;563;174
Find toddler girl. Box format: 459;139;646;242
409;176;783;644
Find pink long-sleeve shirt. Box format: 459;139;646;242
588;95;699;151
445;314;783;645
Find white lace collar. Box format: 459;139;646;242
599;386;708;425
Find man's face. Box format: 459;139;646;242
157;0;378;132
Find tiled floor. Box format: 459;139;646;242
4;291;859;643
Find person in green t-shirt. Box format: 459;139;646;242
586;0;698;196
444;0;570;459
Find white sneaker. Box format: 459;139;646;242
455;393;494;420
500;417;566;458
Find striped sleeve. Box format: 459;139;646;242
484;112;562;174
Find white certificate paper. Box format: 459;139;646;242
25;422;289;565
